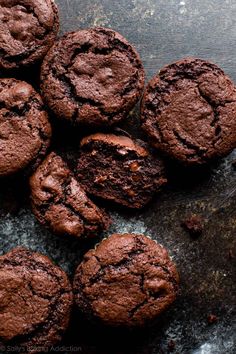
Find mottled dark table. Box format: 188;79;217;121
0;1;236;353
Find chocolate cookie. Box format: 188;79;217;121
0;78;51;177
41;27;145;127
0;247;72;351
76;133;167;209
30;152;110;238
73;233;179;327
0;0;59;70
141;57;236;165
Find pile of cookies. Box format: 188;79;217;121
0;0;236;351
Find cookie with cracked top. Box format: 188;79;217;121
141;57;236;165
0;247;72;352
73;233;179;327
30;152;111;238
0;78;51;177
0;0;59;70
41;27;145;127
76;133;167;209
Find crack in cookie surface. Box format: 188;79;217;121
30;152;110;239
0;0;59;69
0;78;51;176
76;133;167;209
73;234;179;327
0;248;72;351
41;27;145;126
141;57;236;164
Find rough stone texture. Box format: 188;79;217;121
0;78;51;177
73;233;179;327
41;27;145;127
0;1;235;354
141;57;236;165
0;0;59;70
0;247;72;352
30;152;110;239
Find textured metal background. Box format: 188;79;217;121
0;0;235;353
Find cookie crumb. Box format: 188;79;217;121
181;214;203;237
207;314;218;324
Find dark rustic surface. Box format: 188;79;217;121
0;0;236;353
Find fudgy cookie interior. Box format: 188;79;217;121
77;134;167;208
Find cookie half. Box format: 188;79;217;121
141;57;236;164
76;133;167;209
41;27;145;127
30;152;110;238
73;233;179;327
